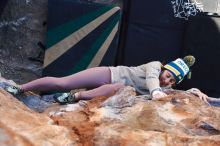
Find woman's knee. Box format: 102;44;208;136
42;77;59;83
112;83;125;91
44;77;68;90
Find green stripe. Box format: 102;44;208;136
46;5;114;48
68;14;120;74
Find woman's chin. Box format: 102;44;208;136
160;83;168;87
160;82;165;86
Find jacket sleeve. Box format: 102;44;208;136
145;61;162;95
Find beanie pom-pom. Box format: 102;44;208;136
183;55;195;67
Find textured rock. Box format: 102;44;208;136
0;79;220;146
0;0;47;84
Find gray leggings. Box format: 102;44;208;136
21;67;124;100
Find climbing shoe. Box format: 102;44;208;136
53;92;76;104
4;84;23;95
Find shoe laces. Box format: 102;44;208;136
57;93;71;102
7;86;19;94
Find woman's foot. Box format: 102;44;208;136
4;84;23;95
53;92;78;104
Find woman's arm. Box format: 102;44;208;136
145;61;167;99
186;88;220;103
145;61;162;93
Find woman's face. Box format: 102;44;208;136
159;70;176;87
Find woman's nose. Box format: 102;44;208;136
165;78;169;83
165;78;171;84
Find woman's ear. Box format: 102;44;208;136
171;83;176;87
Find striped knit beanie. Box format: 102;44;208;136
164;55;195;84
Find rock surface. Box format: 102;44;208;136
0;79;220;146
0;0;47;84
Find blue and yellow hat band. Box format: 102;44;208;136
164;58;190;83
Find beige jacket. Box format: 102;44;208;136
109;61;169;95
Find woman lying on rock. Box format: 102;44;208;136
4;55;198;104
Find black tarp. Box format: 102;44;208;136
0;0;7;16
178;13;220;97
117;0;189;65
42;0;220;97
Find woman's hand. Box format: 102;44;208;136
152;90;168;100
186;88;209;103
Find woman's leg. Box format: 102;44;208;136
77;83;125;100
21;67;111;92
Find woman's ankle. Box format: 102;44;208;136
74;92;81;101
17;85;24;92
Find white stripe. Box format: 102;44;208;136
87;22;119;68
43;7;120;67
